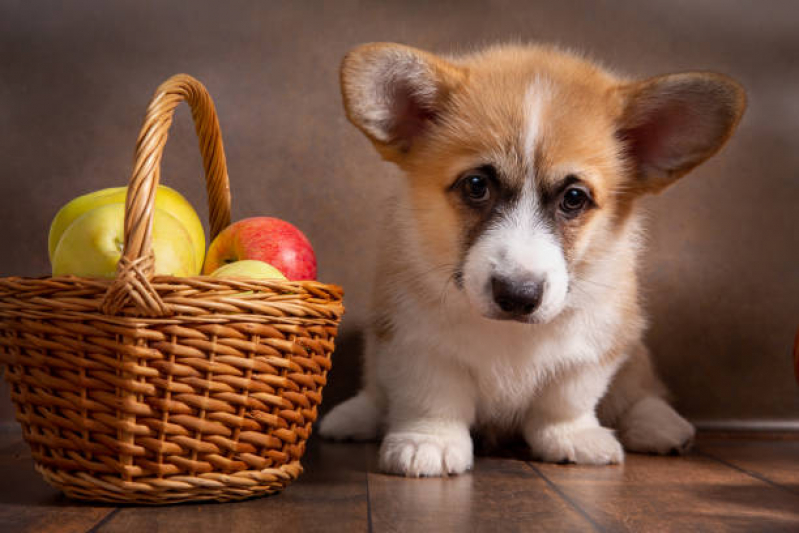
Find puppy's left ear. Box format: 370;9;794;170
618;73;746;193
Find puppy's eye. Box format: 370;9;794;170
457;167;495;205
464;175;490;202
560;187;590;214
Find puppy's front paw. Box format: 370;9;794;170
618;396;695;455
527;424;623;465
380;427;473;477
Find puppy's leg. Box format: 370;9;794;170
524;362;623;465
319;332;384;441
379;346;475;477
598;341;695;455
318;390;382;441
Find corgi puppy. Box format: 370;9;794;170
320;42;745;476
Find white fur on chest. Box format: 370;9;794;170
383;285;626;431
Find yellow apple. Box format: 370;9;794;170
209;260;287;280
48;187;121;261
49;185;206;272
52;203;198;278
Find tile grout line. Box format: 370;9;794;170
524;462;606;533
696;448;799;496
85;507;121;533
365;470;374;533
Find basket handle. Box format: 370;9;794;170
100;74;232;317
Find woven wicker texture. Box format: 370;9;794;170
0;74;344;504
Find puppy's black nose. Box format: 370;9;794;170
491;275;543;316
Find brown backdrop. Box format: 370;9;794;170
1;0;797;427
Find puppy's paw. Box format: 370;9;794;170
527;423;624;465
617;396;695;455
380;427;473;477
318;393;381;441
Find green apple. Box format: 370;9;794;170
49;185;206;272
52;203;198;278
209;260;287;280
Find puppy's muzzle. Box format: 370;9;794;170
490;275;543;319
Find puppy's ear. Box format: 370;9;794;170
617;73;746;193
340;42;466;162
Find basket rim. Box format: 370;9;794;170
0;273;343;294
0;273;344;324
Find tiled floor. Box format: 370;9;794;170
0;432;797;532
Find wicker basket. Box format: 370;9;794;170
0;74;344;504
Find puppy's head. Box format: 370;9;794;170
342;43;745;323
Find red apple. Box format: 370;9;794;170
204;217;316;280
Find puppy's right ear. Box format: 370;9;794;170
340;43;466;162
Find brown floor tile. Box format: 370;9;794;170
368;454;595;532
697;437;799;494
0;438;113;533
532;451;799;532
95;440;370;533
